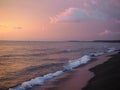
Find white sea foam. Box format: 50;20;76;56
107;47;116;52
9;71;63;90
80;55;91;64
89;52;104;57
63;55;91;71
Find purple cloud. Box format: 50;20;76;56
99;30;112;36
50;0;120;23
50;7;107;23
99;29;120;36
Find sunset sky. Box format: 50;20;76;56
0;0;120;41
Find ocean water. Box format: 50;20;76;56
0;41;120;90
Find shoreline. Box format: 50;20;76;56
29;51;118;90
82;51;120;90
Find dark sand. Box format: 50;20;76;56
30;51;118;90
83;51;120;90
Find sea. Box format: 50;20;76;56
0;41;120;90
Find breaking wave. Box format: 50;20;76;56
9;47;117;90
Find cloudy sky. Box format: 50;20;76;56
0;0;120;41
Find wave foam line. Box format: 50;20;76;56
9;47;117;90
9;71;64;90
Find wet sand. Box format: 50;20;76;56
30;51;118;90
83;51;120;90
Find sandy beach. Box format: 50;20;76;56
83;51;120;90
29;51;118;90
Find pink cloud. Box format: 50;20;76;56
114;20;120;24
50;7;106;23
50;0;120;23
99;30;112;36
112;0;120;3
99;30;120;36
14;26;23;30
50;8;89;23
91;0;97;5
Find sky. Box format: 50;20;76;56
0;0;120;41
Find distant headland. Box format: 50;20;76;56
68;40;120;43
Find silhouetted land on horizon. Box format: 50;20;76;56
93;40;120;43
68;40;120;43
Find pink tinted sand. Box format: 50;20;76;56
30;52;117;90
